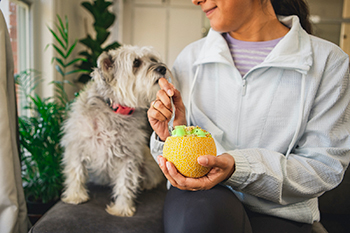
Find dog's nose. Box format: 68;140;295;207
155;66;167;75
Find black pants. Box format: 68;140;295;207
163;185;312;233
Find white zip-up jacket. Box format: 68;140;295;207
150;15;350;224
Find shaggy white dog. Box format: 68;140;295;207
60;45;166;217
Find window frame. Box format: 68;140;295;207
4;0;33;115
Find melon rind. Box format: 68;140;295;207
163;136;217;178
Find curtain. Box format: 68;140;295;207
0;9;30;233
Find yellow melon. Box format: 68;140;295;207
163;128;217;178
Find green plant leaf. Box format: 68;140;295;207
15;69;42;108
95;13;115;29
66;58;87;67
103;41;121;51
78;0;120;83
95;26;109;44
80;36;101;51
51;44;66;59
81;2;95;17
65;15;69;39
78;51;92;57
95;0;113;10
76;61;94;74
65;69;90;75
65;39;78;58
55;65;64;76
57;14;68;45
47;27;66;50
52;57;65;68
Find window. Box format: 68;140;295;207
1;0;32;115
1;0;31;74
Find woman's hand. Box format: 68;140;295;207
158;153;236;191
147;78;186;141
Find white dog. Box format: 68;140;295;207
60;45;166;217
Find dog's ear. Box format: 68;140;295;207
97;52;114;82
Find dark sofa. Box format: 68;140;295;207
318;168;350;233
29;169;350;233
29;182;167;233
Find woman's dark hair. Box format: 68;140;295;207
270;0;312;34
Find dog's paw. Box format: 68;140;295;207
61;189;89;205
106;202;136;217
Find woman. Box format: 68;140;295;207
147;0;350;232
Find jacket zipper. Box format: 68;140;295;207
242;79;247;96
235;78;247;148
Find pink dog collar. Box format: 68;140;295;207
111;103;135;115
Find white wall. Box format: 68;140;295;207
307;0;344;45
29;0;124;99
0;1;10;25
4;0;347;98
121;1;206;68
30;0;95;98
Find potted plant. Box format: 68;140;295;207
16;15;87;225
17;70;67;224
76;0;121;83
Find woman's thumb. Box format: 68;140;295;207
197;155;215;167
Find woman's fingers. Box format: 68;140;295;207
158;156;179;186
198;154;236;182
158;155;209;191
158;77;175;97
153;77;187;126
147;77;187;140
155;90;173;118
148;101;166;121
157;153;236;191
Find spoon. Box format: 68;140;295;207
168;96;175;136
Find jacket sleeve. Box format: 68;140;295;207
223;54;350;205
150;131;164;163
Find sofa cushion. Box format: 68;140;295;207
319;168;350;215
29;182;167;233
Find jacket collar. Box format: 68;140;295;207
193;29;234;67
193;15;313;74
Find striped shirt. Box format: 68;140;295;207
223;33;283;77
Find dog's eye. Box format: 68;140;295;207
133;59;142;68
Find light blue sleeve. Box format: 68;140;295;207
150;131;164;163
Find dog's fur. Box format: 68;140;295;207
60;45;166;217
